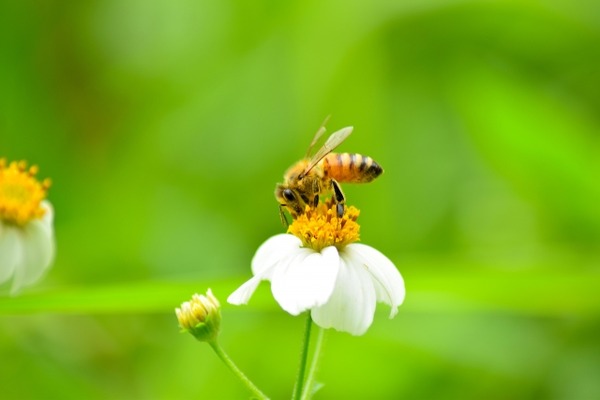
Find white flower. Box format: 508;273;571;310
228;204;405;336
0;159;56;295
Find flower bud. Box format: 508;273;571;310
176;289;221;342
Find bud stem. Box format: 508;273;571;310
208;340;270;400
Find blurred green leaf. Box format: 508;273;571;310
1;267;598;316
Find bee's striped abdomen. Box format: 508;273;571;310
322;153;383;183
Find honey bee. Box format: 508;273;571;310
275;121;383;225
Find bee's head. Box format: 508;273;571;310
275;184;304;217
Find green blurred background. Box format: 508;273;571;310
1;0;600;398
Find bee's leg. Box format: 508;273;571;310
279;204;290;227
311;180;321;207
330;179;345;218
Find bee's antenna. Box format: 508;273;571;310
279;204;290;227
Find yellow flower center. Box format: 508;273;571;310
0;158;51;226
287;200;360;252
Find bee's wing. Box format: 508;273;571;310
305;115;331;158
302;126;353;175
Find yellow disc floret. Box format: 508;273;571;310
287;199;360;252
0;158;51;226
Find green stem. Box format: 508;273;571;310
300;327;325;400
292;313;313;400
209;340;270;400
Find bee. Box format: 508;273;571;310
275;121;383;225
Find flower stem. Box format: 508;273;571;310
292;313;313;400
209;340;270;400
300;327;325;400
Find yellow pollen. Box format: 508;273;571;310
287;199;360;252
0;158;51;226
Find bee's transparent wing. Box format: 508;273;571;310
305;115;331;158
302;126;353;176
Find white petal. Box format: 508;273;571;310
0;224;21;284
251;234;302;276
40;201;55;229
228;235;302;306
10;212;56;294
344;244;405;317
311;254;376;335
227;276;262;305
271;246;340;316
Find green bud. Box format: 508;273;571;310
176;289;221;342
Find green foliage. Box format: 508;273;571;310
1;0;599;398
